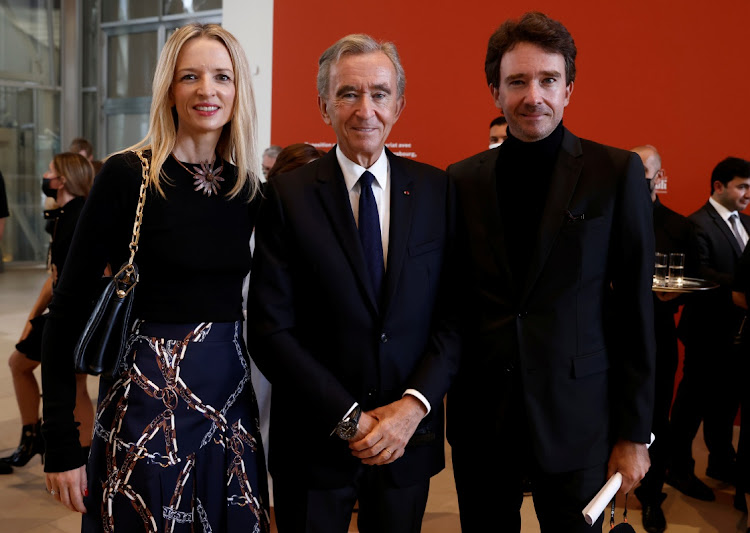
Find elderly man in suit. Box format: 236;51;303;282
446;12;656;532
248;34;460;533
667;157;750;501
631;145;699;532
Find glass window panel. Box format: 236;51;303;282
36;89;61;165
163;0;222;15
107;32;157;98
82;0;99;87
102;0;159;23
81;92;98;158
0;1;61;85
0;86;60;263
106;112;148;154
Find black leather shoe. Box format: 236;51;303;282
0;461;12;475
734;490;747;512
706;462;737;485
641;494;667;533
665;470;715;501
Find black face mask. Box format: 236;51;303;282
42;178;57;200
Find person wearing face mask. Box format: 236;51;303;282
0;153;95;476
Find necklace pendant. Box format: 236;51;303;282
190;159;225;197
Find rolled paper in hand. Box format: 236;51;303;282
582;473;622;525
582;433;655;526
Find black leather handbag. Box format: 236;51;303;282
73;150;149;380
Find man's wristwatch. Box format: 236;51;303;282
335;405;362;440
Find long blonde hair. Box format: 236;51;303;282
126;23;260;200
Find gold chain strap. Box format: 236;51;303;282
111;150;149;296
129;150;150;267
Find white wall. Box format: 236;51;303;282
223;0;274;156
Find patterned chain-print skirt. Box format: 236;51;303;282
82;321;270;533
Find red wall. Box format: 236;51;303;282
271;0;750;218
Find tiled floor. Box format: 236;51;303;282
0;265;747;532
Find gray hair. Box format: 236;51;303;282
317;34;406;100
263;145;283;158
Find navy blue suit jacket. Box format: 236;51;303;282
248;148;460;488
678;201;750;346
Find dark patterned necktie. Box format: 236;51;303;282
730;213;746;251
358;170;384;298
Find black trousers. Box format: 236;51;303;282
636;309;679;502
451;377;606;533
668;339;740;474
452;441;606;532
737;342;750;495
273;466;429;533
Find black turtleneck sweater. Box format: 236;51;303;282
495;121;564;289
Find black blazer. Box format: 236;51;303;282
247;148;460;488
446;128;656;473
678;201;750;346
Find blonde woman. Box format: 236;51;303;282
1;153;95;476
41;24;269;532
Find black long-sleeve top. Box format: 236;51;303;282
0;170;9;219
41;151;258;472
45;196;86;285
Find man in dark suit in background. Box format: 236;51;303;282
631;145;699;532
489;115;508;149
248;34;460;533
446;12;655;532
667;157;750;501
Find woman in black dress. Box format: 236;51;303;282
41;23;269;532
2;153;95;475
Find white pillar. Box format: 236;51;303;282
223;0;274;156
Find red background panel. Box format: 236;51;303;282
271;1;750;420
271;0;750;218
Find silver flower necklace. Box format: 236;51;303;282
172;153;225;196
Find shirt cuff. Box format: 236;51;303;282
403;389;431;416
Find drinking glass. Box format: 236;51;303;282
654;252;668;287
669;252;685;287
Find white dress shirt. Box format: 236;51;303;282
709;196;749;246
333;146;431;427
336;146;391;266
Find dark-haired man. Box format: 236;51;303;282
667;157;750;502
489;116;508;148
447;12;655;531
